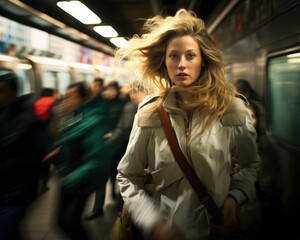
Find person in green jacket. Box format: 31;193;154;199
54;81;110;240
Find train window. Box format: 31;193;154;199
267;51;300;149
0;56;35;96
76;72;94;85
42;71;71;96
15;63;34;96
58;72;71;96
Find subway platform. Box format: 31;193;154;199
20;166;119;240
19;166;266;240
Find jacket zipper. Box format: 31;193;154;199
184;114;194;168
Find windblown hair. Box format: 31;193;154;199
116;9;236;132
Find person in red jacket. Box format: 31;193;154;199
34;88;58;120
34;87;59;192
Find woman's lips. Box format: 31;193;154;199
176;73;189;79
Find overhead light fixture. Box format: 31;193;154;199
57;1;101;24
96;65;113;73
110;37;128;48
288;58;300;63
94;25;118;38
287;52;300;58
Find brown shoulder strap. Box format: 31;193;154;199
157;104;223;225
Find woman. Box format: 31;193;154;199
115;9;260;240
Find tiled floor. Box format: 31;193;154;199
20;167;119;240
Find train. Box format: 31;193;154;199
209;0;300;233
0;53;128;98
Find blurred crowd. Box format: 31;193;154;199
0;70;148;240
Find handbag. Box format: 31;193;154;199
109;171;150;240
110;202;145;240
110;204;136;240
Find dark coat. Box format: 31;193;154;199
105;100;137;150
54;97;111;194
106;96;125;132
0;96;50;205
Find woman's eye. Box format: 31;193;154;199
187;53;196;59
169;53;178;59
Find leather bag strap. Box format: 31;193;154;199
157;104;223;225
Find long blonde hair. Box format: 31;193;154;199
116;9;236;132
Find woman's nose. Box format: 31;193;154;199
178;57;186;70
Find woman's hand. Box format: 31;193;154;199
210;195;239;236
150;219;185;240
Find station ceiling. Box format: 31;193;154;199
0;0;224;56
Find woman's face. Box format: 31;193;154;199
165;35;203;87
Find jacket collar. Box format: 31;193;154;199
163;91;187;118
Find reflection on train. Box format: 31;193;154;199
0;53;127;98
209;0;300;235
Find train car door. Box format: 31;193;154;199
0;54;35;96
69;62;97;87
26;55;71;97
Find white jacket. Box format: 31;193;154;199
117;92;260;240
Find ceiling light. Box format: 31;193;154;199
94;25;118;38
57;1;101;24
18;63;32;70
287;53;300;58
110;37;128;48
288;58;300;63
96;65;113;72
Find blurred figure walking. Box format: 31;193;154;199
85;80;124;220
104;80;148;211
53;82;111;240
0;71;50;240
34;87;59;193
234;79;284;238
